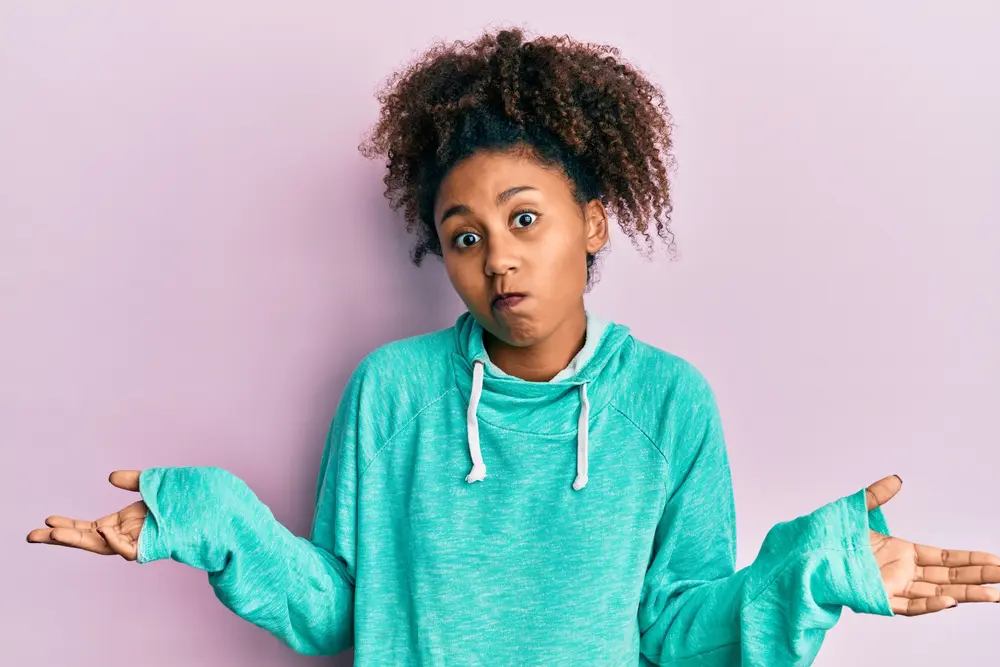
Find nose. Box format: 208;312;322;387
484;234;519;277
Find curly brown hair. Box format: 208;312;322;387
359;27;676;279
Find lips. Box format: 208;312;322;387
492;293;527;310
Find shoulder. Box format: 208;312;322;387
626;337;717;406
359;327;455;380
345;325;457;413
613;335;721;453
329;325;458;462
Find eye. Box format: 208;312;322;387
512;211;538;228
453;232;481;249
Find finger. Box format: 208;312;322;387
44;516;95;530
109;470;141;492
45;513;122;530
914;544;1000;568
50;527;115;555
35;527;115;555
44;501;144;531
916;564;1000;585
901;582;1000;603
27;527;88;548
45;515;114;530
28;528;78;547
97;526;137;561
865;475;903;511
26;527;57;543
890;595;957;616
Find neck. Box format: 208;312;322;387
484;308;587;382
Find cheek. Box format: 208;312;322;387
443;254;485;300
542;226;589;285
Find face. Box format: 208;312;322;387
434;148;609;347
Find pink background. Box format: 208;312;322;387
3;2;998;665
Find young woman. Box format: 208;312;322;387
28;27;999;666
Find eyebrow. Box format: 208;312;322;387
438;186;538;227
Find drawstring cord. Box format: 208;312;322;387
465;360;487;483
465;359;589;491
573;383;590;491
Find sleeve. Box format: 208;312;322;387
134;361;371;657
638;380;894;666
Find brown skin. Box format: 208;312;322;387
435;149;609;382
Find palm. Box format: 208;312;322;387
866;475;1000;616
26;470;146;561
873;537;922;596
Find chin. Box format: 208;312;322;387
498;329;541;348
488;313;549;348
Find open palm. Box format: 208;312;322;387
26;470;145;561
866;475;1000;616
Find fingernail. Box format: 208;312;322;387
894;474;903;484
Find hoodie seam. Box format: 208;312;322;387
608;403;670;467
471;402;614;438
358;386;458;480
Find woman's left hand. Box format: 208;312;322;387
866;475;1000;616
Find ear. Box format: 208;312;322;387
583;199;609;254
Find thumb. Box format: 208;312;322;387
108;470;141;493
97;526;137;561
865;474;903;511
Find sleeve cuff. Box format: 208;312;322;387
136;468;171;564
821;488;895;616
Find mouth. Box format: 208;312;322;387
491;292;527;310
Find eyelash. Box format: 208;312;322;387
451;209;541;250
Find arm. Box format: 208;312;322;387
136;364;370;656
639;379;893;666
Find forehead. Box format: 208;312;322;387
436;151;571;208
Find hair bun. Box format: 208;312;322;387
494;28;524;51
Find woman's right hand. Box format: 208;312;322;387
26;470;147;561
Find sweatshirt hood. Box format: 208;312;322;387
451;311;634;491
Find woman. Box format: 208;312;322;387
27;27;999;666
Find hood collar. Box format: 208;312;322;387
451;311;634;490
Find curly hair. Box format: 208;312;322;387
359;27;676;278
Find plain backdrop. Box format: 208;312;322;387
2;1;998;665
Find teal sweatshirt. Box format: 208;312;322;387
136;312;894;665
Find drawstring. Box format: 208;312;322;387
464;359;590;491
465;360;487;483
573;383;590;491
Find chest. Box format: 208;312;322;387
361;404;668;575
